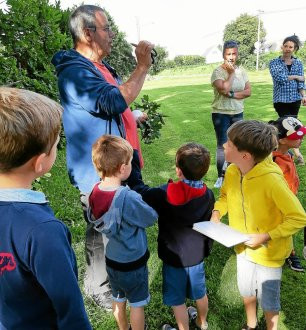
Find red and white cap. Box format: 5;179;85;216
279;117;306;140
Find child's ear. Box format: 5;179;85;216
176;167;183;179
33;153;47;174
119;163;126;174
242;152;253;161
278;138;286;145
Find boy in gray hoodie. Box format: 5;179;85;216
88;135;157;330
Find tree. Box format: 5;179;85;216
104;10;136;78
0;1;136;100
150;45;168;75
0;0;71;99
298;41;306;65
223;13;266;69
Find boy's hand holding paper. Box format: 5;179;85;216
244;233;270;248
210;210;221;223
193;221;249;248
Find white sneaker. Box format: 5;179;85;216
214;177;223;188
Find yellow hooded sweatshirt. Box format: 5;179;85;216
214;157;306;267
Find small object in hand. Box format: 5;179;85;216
132;109;143;121
131;43;157;64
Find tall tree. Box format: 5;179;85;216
104;9;136;78
223;13;266;68
150;45;168;75
0;0;136;99
0;0;71;99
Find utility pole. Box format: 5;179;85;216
135;16;140;42
255;10;264;71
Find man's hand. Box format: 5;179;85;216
244;233;270;248
138;112;148;123
135;41;155;70
302;96;306;106
221;61;235;74
210;210;221;223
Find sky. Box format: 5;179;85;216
3;0;306;58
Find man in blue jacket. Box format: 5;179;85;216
52;4;154;309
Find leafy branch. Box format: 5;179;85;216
133;95;166;144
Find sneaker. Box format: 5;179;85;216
187;306;208;330
214;177;223;188
241;324;258;330
286;255;304;272
295;155;305;166
161;324;176;330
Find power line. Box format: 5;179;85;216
256;6;306;16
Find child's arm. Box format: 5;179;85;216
210;173;228;222
124;190;158;228
28;221;92;329
127;153;164;214
244;233;270;248
210;210;221;223
246;180;305;248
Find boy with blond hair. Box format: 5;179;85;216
211;120;306;330
0;87;91;329
130;142;214;330
87;135;157;330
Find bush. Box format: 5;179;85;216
173;55;206;66
0;0;71;100
297;41;306;65
0;0;137;100
149;45;168;75
132;95;166;144
259;51;280;70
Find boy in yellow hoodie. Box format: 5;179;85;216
211;120;306;330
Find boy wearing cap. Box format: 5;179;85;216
211;120;306;330
270;116;306;272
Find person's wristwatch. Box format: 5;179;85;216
229;91;235;98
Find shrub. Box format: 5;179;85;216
173;55;206;66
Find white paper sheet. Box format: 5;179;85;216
193;221;250;248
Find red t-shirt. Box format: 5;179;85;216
89;183;116;219
92;61;143;167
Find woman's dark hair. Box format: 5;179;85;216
283;35;301;51
223;40;239;55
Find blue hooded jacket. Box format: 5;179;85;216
88;186;158;270
52;49;128;193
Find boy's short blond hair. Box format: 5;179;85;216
227;120;278;162
0;87;62;173
176;142;210;180
92;135;133;179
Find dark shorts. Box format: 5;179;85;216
162;262;207;306
273;100;301;118
106;265;150;307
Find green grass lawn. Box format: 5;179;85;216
42;67;305;329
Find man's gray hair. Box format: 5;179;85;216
69;5;104;45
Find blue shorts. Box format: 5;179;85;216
106;265;150;307
162;262;207;306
